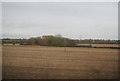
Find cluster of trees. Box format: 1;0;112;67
2;35;119;47
2;35;77;47
27;35;76;47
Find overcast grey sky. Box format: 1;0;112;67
0;2;2;39
2;2;118;40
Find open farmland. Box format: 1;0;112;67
76;44;119;48
2;45;118;79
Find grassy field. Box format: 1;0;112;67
77;44;119;48
2;45;118;79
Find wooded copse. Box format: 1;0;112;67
2;35;77;47
27;35;76;47
2;35;119;47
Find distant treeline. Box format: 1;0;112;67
79;39;119;44
2;35;77;47
2;35;119;47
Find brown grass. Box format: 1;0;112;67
77;44;119;48
2;45;118;79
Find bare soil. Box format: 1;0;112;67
2;45;118;79
77;44;119;48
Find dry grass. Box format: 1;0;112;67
77;44;119;48
2;45;118;79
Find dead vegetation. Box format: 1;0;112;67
2;45;118;79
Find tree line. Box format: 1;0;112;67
2;35;119;47
2;35;77;47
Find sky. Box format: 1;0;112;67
1;0;119;2
2;2;118;40
0;2;2;39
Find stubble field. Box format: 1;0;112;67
2;45;118;79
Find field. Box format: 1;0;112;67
77;44;119;48
2;45;118;79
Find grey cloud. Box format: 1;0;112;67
2;2;118;40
